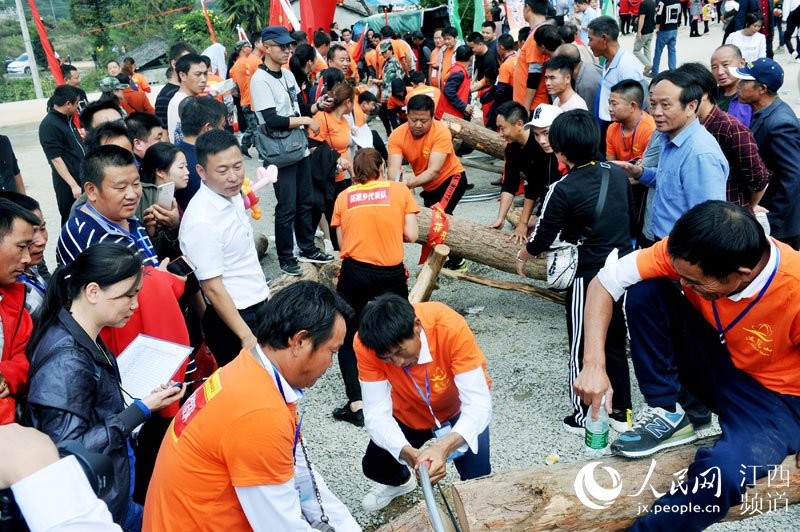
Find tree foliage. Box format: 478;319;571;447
171;9;235;53
70;0;112;48
216;0;270;35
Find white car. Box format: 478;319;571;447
6;53;31;74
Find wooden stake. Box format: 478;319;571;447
409;244;450;304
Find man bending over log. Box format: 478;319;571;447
354;294;492;512
575;200;800;529
388;95;469;270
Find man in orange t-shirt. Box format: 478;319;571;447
513;1;550;111
605;79;655;161
574;201;800;530
228;44;263;157
386;95;467;270
355;295;492;512
143;282;359;532
405;71;442;109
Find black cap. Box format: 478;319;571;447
261;26;296;45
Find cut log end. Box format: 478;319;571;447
408;244;450;304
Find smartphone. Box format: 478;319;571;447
156;182;175;209
166;255;196;277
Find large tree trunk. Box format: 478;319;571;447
378;438;800;531
440;115;506;160
417;207;547;281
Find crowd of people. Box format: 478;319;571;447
1;0;800;530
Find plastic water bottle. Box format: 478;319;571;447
585;395;610;457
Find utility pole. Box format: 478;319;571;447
14;0;43;99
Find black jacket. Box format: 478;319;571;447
750;98;800;239
526;162;634;274
22;309;148;523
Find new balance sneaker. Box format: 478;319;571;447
562;412;585;435
298;249;334;264
610;408;632;433
611;403;697;458
444;257;468;271
361;473;417;512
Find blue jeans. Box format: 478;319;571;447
652;30;677;75
626;279;800;530
119;499;143;532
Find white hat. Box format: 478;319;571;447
524;104;563;129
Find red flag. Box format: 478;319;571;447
26;0;63;85
352;26;367;63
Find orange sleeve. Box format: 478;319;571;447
308;111;327;142
430;125;453;154
606;125;618;160
402;185;420;214
354;334;388;382
387;128;404;156
331;189;346;228
636;238;680;281
220;409;296;486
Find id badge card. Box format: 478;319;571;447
432;422;465;461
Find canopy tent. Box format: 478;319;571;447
353;5;449;37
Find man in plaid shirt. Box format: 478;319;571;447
678;63;769;210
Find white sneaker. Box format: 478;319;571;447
361;473;417;512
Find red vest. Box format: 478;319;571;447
436;63;470;120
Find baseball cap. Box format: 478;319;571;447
98;76;127;92
379;41;393;53
729;57;784;92
524;104;563;129
261;26;296;45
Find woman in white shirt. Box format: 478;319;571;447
725;13;767;62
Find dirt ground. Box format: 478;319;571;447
2;21;800;531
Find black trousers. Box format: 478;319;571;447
565;272;631;425
273;156;318;264
378;103;393;136
202;300;265;366
372;130;388;160
337;258;409;403
420;172;469;265
312;179;350;251
362;414;491;486
53;175;75;226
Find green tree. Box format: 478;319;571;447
70;0;114;48
108;0;188;52
216;0;270;35
171;10;234;53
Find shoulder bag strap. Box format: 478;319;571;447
578;163;611;244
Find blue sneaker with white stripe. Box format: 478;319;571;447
610;403;697;458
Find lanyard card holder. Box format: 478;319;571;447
432;422;465;461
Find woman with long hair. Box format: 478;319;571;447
289;43;317;103
122;57;151;93
329;148;419;426
22;243;184;531
309;81;356;249
140;142;189;259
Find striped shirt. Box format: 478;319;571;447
57;204;158;267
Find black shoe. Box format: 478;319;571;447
280;260;303;276
444;257;467;271
241;147;253;159
490;178;502;186
298;249;334;264
333;403;364;427
465;183;475;190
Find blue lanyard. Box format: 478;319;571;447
621;116;642;154
19;274;46;294
712;247;780;345
84;204;157;260
271;364;304;456
403;366;441;428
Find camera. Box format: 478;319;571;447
0;440;113;532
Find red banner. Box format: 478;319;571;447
299;0;337;41
270;0;291;28
27;0;63;85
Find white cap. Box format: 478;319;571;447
524;104;563;129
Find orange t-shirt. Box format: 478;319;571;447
331;180;419;266
355;302;492;430
311;54;327;83
377;39;413;76
131;72;151;93
405;84;442;109
309;111;351;182
387;122;464;192
636;239;800;396
229;54;262;107
513;25;549;110
143;351;297;531
353;103;368;127
498;53;518;85
606;112;656;161
366;49;380;79
121;88;154;114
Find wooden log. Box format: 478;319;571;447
449;437;800;531
439;268;565;305
460;158;504;174
506;206;522;228
267;262;320;292
409;245;450;303
417;207;547;281
440;115;506;160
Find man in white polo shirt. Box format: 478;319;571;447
179;129;270;365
